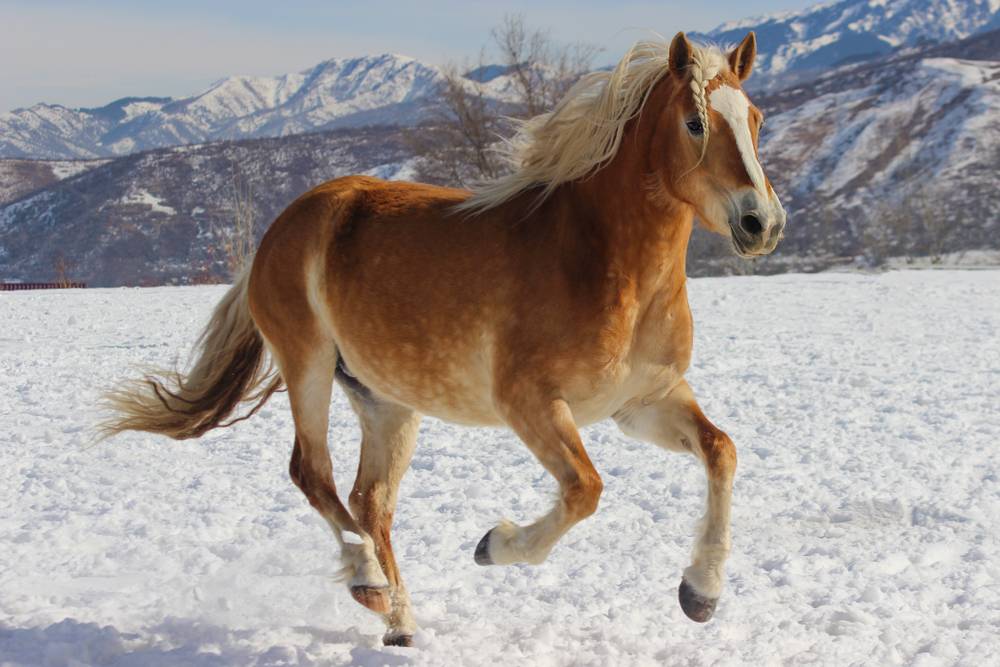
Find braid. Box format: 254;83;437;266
690;77;711;166
681;48;719;178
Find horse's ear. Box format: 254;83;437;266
729;32;757;81
669;32;693;80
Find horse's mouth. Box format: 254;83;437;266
731;235;769;258
730;226;783;258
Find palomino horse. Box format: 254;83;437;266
105;31;785;646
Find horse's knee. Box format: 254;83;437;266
290;458;334;511
564;471;603;520
696;418;736;477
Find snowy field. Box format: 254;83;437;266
2;271;999;666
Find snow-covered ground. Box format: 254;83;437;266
2;271;998;666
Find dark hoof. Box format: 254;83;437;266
474;529;494;566
678;579;718;623
383;633;414;647
350;585;391;615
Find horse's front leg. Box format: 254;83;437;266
614;379;736;623
475;393;603;567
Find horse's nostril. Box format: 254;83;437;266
740;214;763;236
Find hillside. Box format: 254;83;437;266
0;127;412;286
750;27;1000;265
0;158;109;207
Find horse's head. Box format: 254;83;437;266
654;32;786;257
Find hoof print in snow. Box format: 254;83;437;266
474;529;495;565
678;579;717;623
351;585;391;614
383;633;414;647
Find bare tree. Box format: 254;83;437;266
860;198;905;267
410;14;600;187
909;188;953;263
861;184;955;265
492;14;601;118
53;252;74;287
212;169;259;279
407;63;510;187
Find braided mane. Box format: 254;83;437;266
456;39;729;214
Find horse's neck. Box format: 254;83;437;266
555;149;694;305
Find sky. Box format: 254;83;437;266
0;0;814;112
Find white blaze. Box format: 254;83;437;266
709;86;767;195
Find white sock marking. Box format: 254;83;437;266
341;529;365;545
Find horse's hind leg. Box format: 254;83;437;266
344;387;421;647
614;379;736;623
476;393;603;566
281;348;391;614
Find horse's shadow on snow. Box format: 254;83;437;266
0;617;414;666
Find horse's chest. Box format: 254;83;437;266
563;295;694;424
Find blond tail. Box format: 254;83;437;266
101;268;283;440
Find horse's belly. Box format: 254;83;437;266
565;360;687;426
397;384;502;427
340;339;503;426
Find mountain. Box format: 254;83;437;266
699;0;1000;86
0;127;413;286
0;54;447;160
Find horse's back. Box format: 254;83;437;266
250;175;508;424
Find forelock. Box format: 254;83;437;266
687;44;730;169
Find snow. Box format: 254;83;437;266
2;271;999;665
49;160;109;180
921;57;995;86
0;191;56;232
362;159;418;182
120;190;176;216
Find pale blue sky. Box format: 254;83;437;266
1;0;814;112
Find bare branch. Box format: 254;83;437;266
211;167;259;279
408;14;600;187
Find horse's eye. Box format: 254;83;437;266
686;118;704;136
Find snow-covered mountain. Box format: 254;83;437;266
700;0;1000;85
10;0;997;160
0;54;452;159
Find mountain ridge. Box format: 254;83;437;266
0;54;451;160
697;0;1000;87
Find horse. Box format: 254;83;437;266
104;31;786;646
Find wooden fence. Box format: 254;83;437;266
0;282;87;291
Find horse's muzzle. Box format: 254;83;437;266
729;190;786;257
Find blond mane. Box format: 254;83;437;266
457;39;729;214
